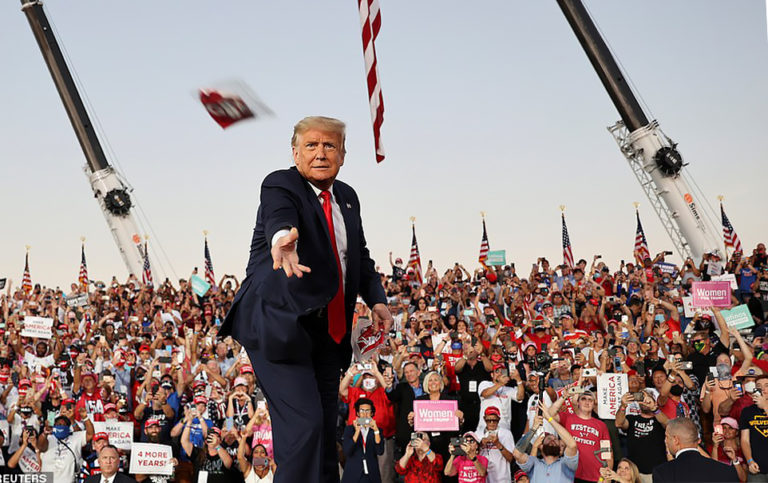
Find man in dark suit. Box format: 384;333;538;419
84;445;137;483
341;397;385;482
652;417;738;482
219;116;392;483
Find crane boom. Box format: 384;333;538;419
21;0;146;276
557;0;722;261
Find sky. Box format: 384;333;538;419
1;1;767;290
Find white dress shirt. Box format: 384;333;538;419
271;183;348;288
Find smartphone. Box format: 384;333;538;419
356;417;372;427
427;306;437;313
411;433;421;446
714;424;724;436
614;357;623;372
679;361;693;371
47;412;56;426
252;457;269;466
632;392;645;402
225;417;234;431
406;346;420;355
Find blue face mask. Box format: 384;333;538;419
53;425;71;440
654;314;665;323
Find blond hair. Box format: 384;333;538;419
291;116;346;153
422;370;444;394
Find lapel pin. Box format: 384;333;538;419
346;203;352;209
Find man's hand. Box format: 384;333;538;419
271;228;311;278
371;303;393;333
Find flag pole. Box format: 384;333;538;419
717;195;728;263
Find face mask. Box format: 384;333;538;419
669;385;684;397
53;425;72;440
693;341;706;353
362;379;376;392
19;407;33;416
745;381;756;393
677;307;684;314
654;314;665;323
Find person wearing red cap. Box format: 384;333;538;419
513;469;529;483
74;371;105;422
477;364;523;435
478;406;516;483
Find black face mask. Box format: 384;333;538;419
669;385;684;397
19;407;33;416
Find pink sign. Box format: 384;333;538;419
691;281;731;307
413;400;459;432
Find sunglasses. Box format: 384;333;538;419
485;418;500;423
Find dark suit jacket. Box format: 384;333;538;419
84;473;138;483
652;449;739;482
340;424;385;483
219;167;386;362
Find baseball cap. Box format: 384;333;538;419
93;432;109;442
486;273;498;283
463;431;481;443
234;377;248;387
139;344;151;353
484;406;501;418
721;417;739;429
514;470;529;482
239;365;254;375
103;403;117;413
144;418;160;429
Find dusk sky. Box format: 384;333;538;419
1;1;766;289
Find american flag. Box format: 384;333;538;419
141;241;154;287
204;236;215;285
408;224;423;284
561;213;575;269
633;210;650;261
21;252;32;294
358;0;385;163
721;203;743;253
78;243;89;290
478;219;490;267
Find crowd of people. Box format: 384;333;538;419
1;242;767;483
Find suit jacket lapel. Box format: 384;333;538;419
333;185;356;271
295;170;332;247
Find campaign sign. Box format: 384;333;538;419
413;400;459;432
130;442;173;475
712;273;738;290
190;275;211;297
691;281;731;307
21;316;53;339
66;293;89;307
94;421;134;450
720;305;755;330
597;373;628;419
681;297;714;319
486;250;506;266
654;262;678;276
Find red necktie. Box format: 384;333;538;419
319;190;346;343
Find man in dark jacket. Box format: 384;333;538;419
652;418;738;482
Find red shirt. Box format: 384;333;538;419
659;396;690;420
526;331;552;351
559;412;611;482
395;452;444;483
343;386;396;438
75;389;105;421
444;353;463;392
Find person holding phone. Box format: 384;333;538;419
477;364;523;434
615;390;668;479
395;432;442;482
341;397;384;482
182;425;232;483
237;432;277;483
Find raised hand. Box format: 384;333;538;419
271;228;311;278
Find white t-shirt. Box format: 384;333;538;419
40;431;87;483
9;414;39;454
477;426;515;483
23;352;54;372
476;381;520;434
245;467;275;483
525;391;555;435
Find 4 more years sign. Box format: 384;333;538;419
129;443;173;476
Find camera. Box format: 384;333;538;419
582;368;597;377
449;437;466;456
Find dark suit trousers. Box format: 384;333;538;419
246;313;348;483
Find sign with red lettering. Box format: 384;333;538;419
129;442;173;475
21;316;53;339
413;400;459;432
94;421;134;450
597;373;628;419
198;81;273;129
691;281;731;307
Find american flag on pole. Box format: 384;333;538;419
478;219;490;268
358;0;385;163
561;213;575;269
408;224;423;284
78;243;89;290
21;251;32;294
204;236;215;285
721;202;743;253
141;241;154;288
633;210;650;261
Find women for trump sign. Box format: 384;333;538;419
413;400;459;432
691;281;731;307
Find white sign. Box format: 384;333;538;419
707;261;724;276
681;296;714;319
18;447;41;473
21;316;53;339
597;373;628;419
712;273;738;290
65;294;89;307
94;421;134;450
129;442;173;475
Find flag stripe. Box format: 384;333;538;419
79;244;89;290
721;203;743;253
478;219;489;266
408;225;423;284
634;211;650;261
358;0;385;163
204;237;216;285
22;252;32;294
562;214;575;269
